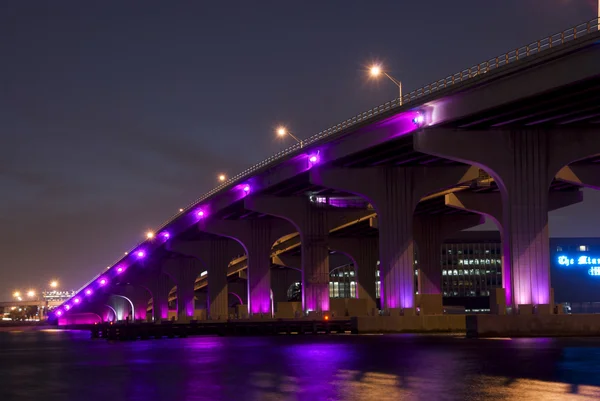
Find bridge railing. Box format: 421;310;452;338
74;18;599;296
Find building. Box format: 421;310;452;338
325;232;600;313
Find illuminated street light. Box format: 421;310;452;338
13;291;20;298
146;231;154;239
50;280;58;289
218;174;226;182
276;126;303;148
369;64;403;105
27;290;35;298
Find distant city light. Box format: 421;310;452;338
27;290;35;297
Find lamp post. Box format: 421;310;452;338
218;174;226;182
277;127;303;148
369;64;403;105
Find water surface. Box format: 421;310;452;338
1;329;600;400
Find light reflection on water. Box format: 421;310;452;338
0;330;600;400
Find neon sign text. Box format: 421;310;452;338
557;254;600;276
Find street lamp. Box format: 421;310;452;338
369;64;403;105
27;290;35;298
13;291;20;298
218;174;226;182
276;127;303;148
50;281;58;289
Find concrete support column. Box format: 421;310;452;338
311;165;478;311
413;214;483;295
416;127;598;309
245;196;369;313
163;257;203;322
198;218;293;316
167;238;241;320
144;271;174;322
446;189;583;306
328;237;378;312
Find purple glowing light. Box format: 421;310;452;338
56;310;62;316
309;155;318;163
99;278;107;286
65;305;70;311
243;185;251;193
413;114;425;125
85;289;92;296
161;231;170;239
73;297;80;304
136;250;145;258
197;210;205;218
117;266;124;273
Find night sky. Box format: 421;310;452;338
1;1;598;297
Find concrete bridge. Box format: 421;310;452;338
55;19;600;330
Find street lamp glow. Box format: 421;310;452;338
218;174;226;182
369;65;381;77
276;126;303;147
146;231;154;239
13;291;20;298
50;280;58;288
368;63;403;105
27;290;35;297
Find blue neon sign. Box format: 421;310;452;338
557;254;600;276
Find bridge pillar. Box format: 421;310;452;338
310;165;478;312
414;214;484;295
328;237;378;312
245;196;369;313
162;257;203;322
416;127;597;310
197;218;294;316
167;238;241;320
143;270;174;323
445;189;583;308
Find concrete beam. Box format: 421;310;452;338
556;165;600;190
